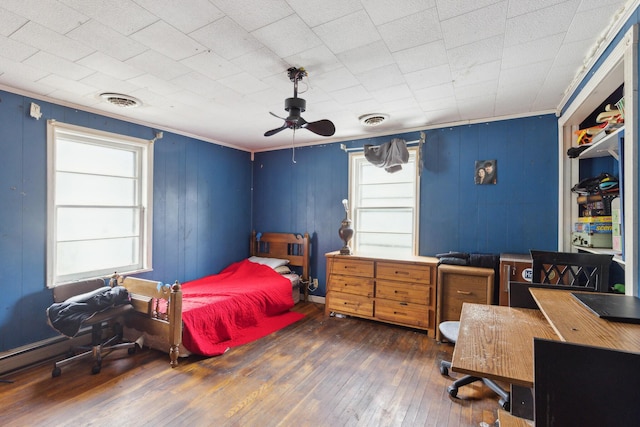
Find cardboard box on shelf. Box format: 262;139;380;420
572;231;612;248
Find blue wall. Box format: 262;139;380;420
0;90;252;351
253;114;559;297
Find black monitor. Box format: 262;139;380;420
534;338;640;427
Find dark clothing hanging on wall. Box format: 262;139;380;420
364;138;409;173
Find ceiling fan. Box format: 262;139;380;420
264;67;336;137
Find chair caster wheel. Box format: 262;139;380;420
500;399;510;411
52;367;61;378
447;385;458;398
440;365;449;376
91;365;101;375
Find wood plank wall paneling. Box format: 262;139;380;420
0;89;252;352
1;87;559;353
0;302;501;427
253;115;560;296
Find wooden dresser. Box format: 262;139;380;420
436;264;494;341
325;252;438;336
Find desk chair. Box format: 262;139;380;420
530;250;613;292
438;321;510;410
47;278;137;377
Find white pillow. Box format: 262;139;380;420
248;256;290;269
274;265;292;274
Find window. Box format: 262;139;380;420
349;146;419;256
46;121;153;287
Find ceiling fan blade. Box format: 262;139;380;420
264;124;288;137
269;111;286;120
304;119;336;137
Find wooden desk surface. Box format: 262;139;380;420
451;303;558;388
530;288;640;352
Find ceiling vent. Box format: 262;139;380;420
100;93;142;108
359;113;388;127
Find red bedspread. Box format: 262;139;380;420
180;259;303;356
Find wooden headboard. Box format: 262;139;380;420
250;230;310;300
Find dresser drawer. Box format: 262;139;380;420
376;280;431;305
331;258;374;278
375;300;430;328
440;278;491;320
328;274;374;297
376;261;431;284
328;292;374;317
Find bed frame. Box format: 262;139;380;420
120;231;310;367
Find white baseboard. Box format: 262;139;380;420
308;295;325;304
0;333;91;377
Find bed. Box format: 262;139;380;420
120;231;310;367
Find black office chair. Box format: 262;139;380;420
47;278;137;377
530;250;613;292
439;321;510;410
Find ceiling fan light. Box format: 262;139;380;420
359;113;389;126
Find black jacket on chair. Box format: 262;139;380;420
47;286;130;338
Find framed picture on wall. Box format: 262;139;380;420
475;159;497;185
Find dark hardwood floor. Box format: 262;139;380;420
1;302;501;426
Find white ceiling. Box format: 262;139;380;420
0;0;635;152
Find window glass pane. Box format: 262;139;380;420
57;207;140;240
56;172;137;206
350;147;418;255
47;121;152;286
56;238;139;276
356;209;413;233
56;139;137;177
360;183;414;207
359;160;415;184
356;232;412;255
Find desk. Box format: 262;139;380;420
453;288;640;423
530;288;640;352
451;303;557;388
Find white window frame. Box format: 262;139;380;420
349;146;419;256
46;120;153;287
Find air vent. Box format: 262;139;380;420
359;113;388;127
100;93;142;108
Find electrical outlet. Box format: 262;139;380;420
313;278;318;288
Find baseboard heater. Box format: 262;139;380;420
0;331;92;377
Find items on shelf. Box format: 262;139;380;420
567;101;624;158
570;172;618;197
571;172;619;250
572;216;613;248
612;197;623;252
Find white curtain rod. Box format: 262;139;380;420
340;131;425;153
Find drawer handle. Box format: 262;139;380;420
399;302;408;306
456;290;472;295
394;290;408;294
394;311;407;316
395;271;409;275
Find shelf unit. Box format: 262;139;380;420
573;127;624;263
578;127;623;160
558;25;638;296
